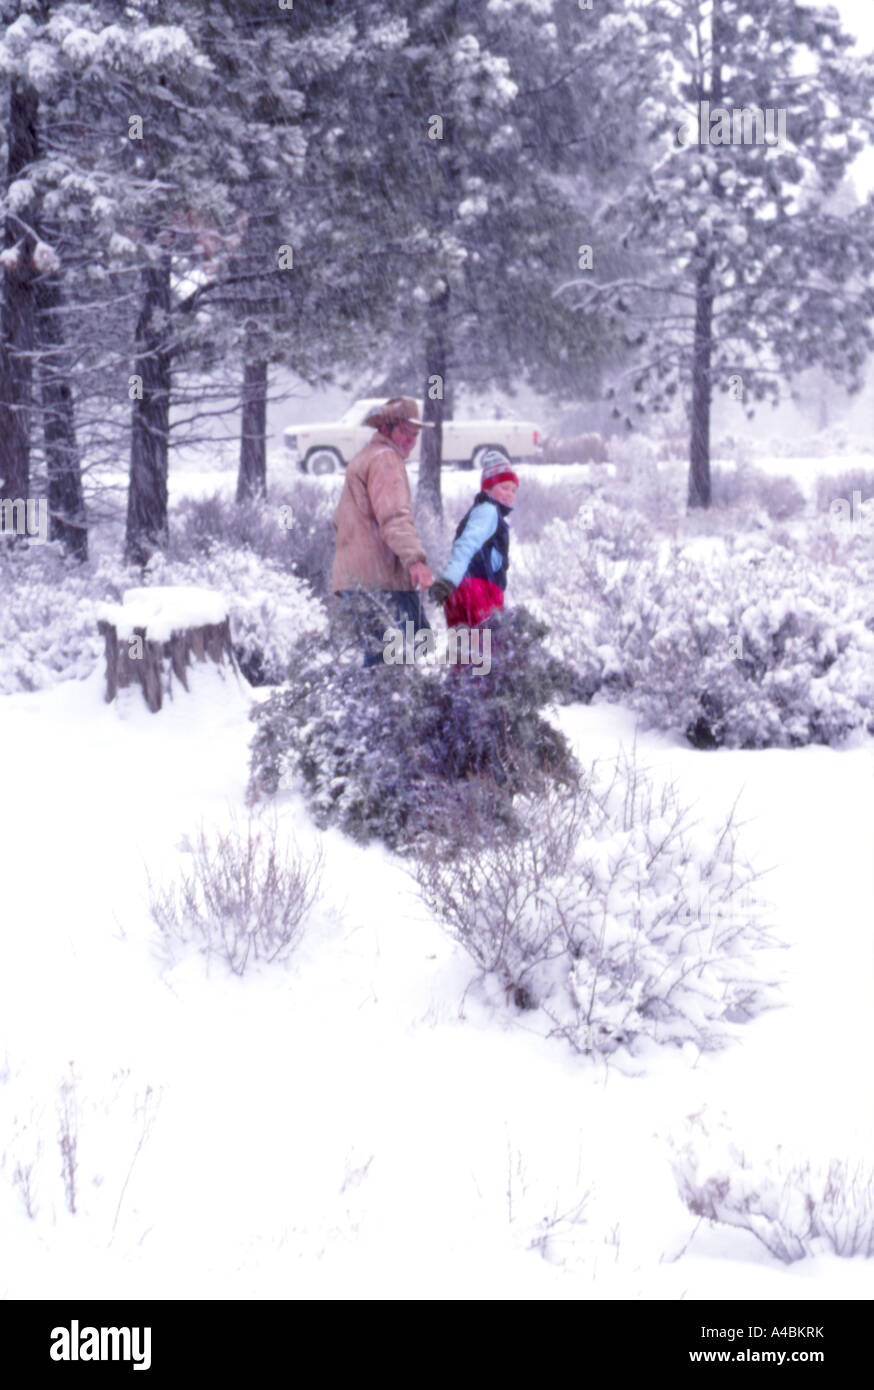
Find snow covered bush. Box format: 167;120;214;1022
149;814;321;976
417;752;779;1058
144;547;327;686
524;498;874;748
0;534;327;695
672;1118;874;1261
633;533;874;748
522;497;672;700
0;545;129;695
247;607;581;851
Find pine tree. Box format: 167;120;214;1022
1;1;390;559
557;0;874;506
1;6;89;558
350;0;618;521
0;74;40;509
183;0;396;505
1;1;220;560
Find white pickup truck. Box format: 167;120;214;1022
284;398;542;474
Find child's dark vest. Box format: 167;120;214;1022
454;491;512;591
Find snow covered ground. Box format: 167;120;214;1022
1;655;872;1300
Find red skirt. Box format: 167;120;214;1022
444;576;504;629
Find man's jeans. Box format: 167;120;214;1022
339;588;431;667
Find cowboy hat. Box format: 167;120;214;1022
364;396;435;429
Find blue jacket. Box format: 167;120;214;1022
443;492;512;591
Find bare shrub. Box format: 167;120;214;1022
168;480;338;599
601;456;687;529
711;460;806;520
168;492;287;564
510;475;590;543
502;1141;591;1263
417;752;779;1059
672;1120;874;1261
767;429;874;458
13;1155;39;1220
656;433;689;462
539;432;609;465
149;813;321;975
815;467;874;516
57;1065;79;1216
523;495;656;611
111;1084;160;1241
526;1192;591;1263
268;476;340;598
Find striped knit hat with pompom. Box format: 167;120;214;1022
480;450;519;491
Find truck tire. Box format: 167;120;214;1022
304;447;344;476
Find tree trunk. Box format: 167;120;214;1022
688;5;722;511
817;374;829;432
417;2;458;527
418;283;449;523
35;268;88;560
236;358;268;502
0;82;39;501
688;249;714;509
126;256;173;565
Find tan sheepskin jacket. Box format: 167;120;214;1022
331;433;427;593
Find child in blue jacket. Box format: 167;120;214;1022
429;452;519;628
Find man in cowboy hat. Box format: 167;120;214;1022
331;396;435;665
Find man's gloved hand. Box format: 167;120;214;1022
429;577;455;604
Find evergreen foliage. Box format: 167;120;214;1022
247;606;582;851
